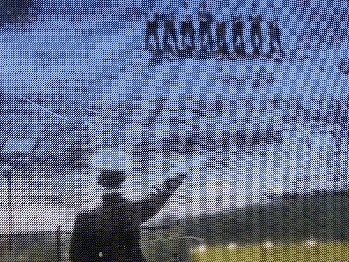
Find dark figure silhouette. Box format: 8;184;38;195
216;21;229;56
70;169;187;262
145;13;160;50
232;15;246;56
198;9;214;50
250;14;263;55
163;13;179;53
268;18;284;56
180;14;195;50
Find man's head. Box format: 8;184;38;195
98;169;127;189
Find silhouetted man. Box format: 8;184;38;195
268;18;284;56
198;8;214;50
250;14;262;55
163;13;180;53
180;14;195;50
232;14;246;56
216;18;229;56
145;13;160;50
70;169;187;261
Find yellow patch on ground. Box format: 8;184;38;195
192;240;349;262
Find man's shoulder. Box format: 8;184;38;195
72;209;98;232
75;209;97;223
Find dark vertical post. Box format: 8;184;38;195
56;225;61;262
2;169;12;254
7;173;11;252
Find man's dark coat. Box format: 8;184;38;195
70;185;180;261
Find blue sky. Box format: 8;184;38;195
0;0;348;232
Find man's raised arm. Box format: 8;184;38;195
138;173;187;222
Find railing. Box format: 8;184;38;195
0;226;72;262
0;226;205;262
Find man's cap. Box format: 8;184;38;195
98;169;127;189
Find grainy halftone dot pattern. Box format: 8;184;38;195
1;0;349;261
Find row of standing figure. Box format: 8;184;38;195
145;12;284;57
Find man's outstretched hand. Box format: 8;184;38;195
164;173;187;190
